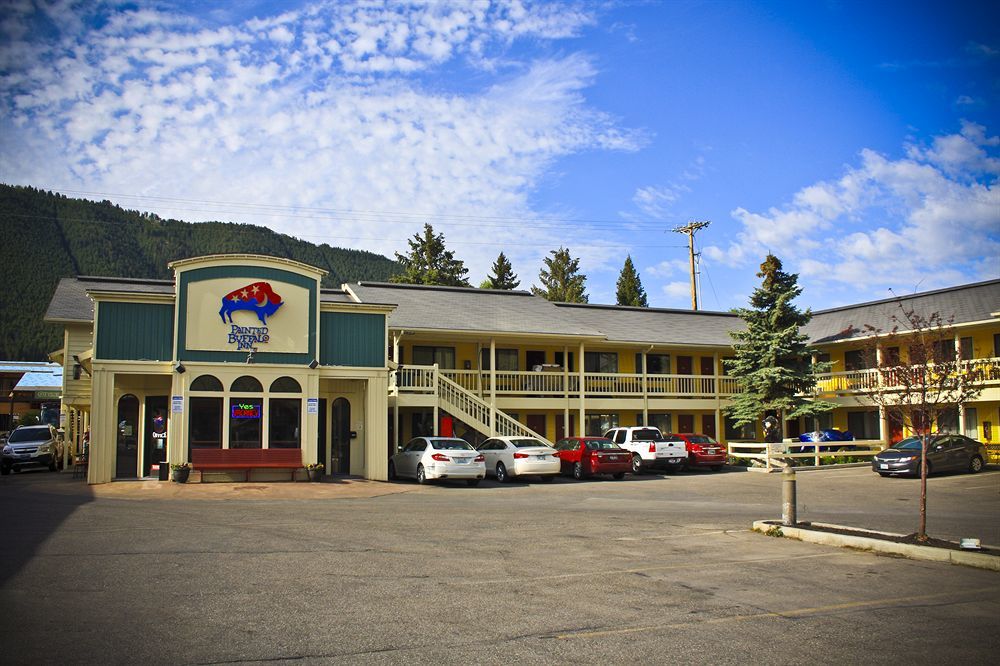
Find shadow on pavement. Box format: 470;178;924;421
0;469;94;587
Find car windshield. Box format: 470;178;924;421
586;440;617;450
512;438;543;448
432;439;475;451
687;435;716;444
891;437;927;450
8;428;49;443
632;429;664;441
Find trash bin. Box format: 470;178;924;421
157;461;169;481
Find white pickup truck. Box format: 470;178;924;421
603;426;688;474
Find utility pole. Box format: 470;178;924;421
672;220;710;310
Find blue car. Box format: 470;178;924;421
794;429;855;453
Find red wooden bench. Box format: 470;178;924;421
191;448;303;481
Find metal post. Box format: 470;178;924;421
782;466;797;526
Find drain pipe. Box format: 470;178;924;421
782;466;797;526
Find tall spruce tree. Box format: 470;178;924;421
391;223;470;286
725;254;833;430
483;251;520;290
615;255;648;307
532;247;588;303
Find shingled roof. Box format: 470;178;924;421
347;282;603;338
555;303;742;347
803;278;1000;344
44;276;175;323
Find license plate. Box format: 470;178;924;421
879;464;888;469
454;458;469;464
609;455;619;461
707;449;718;454
535;455;547;460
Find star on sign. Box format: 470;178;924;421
240;289;250;299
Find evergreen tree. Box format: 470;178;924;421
531;247;588;303
724;254;833;430
615;255;648;307
485;251;520;290
390;223;470;287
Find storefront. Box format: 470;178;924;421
45;254;394;484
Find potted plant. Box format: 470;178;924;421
306;462;324;482
170;462;192;483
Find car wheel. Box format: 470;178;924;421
388;461;398;481
572;461;585;480
495;462;509;483
416;464;427;485
612;472;625;480
539;475;555;483
631;454;643;474
466;479;481;487
0;465;10;476
49;460;58;472
877;472;890;477
969;455;984;474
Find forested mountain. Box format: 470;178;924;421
0;184;400;360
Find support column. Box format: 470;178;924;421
365;373;389;481
641;350;649;426
562;345;570;438
489;338;496;436
88;367;115;484
302;369;320;467
432;363;439;436
578;341;586;436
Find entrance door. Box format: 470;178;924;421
677;356;693;375
526;351;545;370
527;414;546;440
116;394;140;479
331;398;351;475
556;414;575;441
143;396;168;477
701;414;716;439
677;414;694;433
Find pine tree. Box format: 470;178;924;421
390;223;470;287
725;254;833;430
485;251;520;290
615;255;648;307
531;247;588;303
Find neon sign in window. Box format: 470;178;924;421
231;402;261;419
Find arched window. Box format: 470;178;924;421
190;375;223;391
270;376;301;393
231;375;263;392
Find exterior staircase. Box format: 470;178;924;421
436;374;550;443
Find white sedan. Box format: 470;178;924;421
389;437;486;486
477;436;560;483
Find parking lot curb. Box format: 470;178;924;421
752;520;1000;572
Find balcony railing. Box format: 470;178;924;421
814;357;1000;394
393;366;739;398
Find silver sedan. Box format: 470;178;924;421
477;436;560;483
389;437;486;486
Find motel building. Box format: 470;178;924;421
42;254;1000;484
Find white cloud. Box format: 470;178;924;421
704;123;1000;292
0;1;637;281
661;281;691;300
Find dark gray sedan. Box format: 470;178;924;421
872;434;989;477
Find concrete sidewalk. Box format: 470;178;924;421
7;471;419;500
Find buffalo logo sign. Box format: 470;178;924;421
219;281;283;351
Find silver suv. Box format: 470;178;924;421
1;425;63;474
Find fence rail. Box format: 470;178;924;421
728;440;884;472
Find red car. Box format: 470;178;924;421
554;437;631;480
668;433;727;471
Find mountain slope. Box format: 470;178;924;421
0;184;400;360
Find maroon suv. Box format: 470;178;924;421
668;433;727;471
554;437;631;480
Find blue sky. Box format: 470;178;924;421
1;0;997;310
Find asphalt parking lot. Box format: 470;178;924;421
1;466;998;665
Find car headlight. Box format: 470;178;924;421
895;456;916;462
2;445;11;455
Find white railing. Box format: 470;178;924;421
397;365;742;398
728;440;885;472
815;356;1000;395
